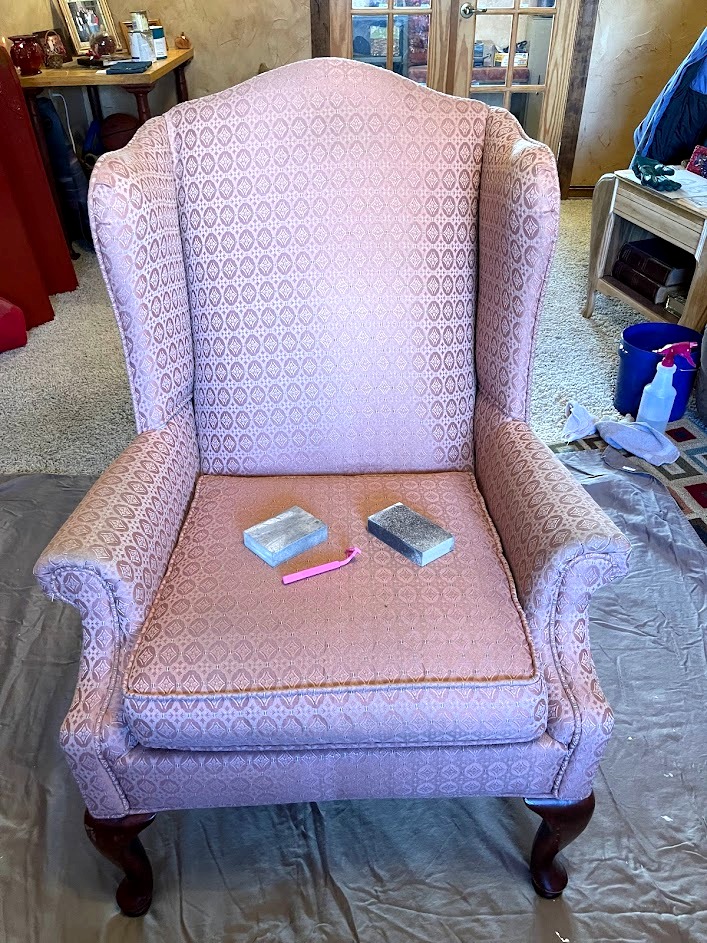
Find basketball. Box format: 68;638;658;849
100;113;139;151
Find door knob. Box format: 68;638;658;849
460;2;487;16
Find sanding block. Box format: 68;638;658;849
244;506;327;567
367;503;454;566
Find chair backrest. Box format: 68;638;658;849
165;58;489;475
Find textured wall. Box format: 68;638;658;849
105;0;311;98
572;0;705;187
1;0;311;99
1;0;54;39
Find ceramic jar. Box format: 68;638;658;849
9;34;44;76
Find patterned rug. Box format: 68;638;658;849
549;416;707;547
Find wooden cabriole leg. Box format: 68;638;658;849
524;792;595;898
84;810;156;917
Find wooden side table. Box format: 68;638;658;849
584;170;707;332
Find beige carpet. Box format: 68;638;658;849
0;201;640;475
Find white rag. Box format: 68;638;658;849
562;401;679;466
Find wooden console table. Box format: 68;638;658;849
584;170;707;332
20;47;193;126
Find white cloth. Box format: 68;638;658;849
562;402;679;466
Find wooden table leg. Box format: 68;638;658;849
175;63;189;103
23;89;79;261
582;173;618;319
680;248;707;332
124;86;153;125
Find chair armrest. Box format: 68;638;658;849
474;395;630;799
35;404;198;625
33;405;199;817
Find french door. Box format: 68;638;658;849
327;0;581;155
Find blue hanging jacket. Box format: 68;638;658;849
634;28;707;164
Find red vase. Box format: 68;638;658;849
9;35;44;76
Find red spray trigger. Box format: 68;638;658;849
655;342;698;368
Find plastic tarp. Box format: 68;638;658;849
0;464;705;942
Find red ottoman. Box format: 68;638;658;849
0;297;27;353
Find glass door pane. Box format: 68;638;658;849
332;0;451;90
514;13;553;86
352;14;389;68
471;14;513;87
394;14;431;83
510;90;544;138
470;91;504;107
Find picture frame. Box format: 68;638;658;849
33;27;73;62
55;0;123;54
119;17;168;54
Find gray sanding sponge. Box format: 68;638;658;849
244;506;328;567
367;503;454;566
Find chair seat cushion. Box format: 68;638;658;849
123;473;547;752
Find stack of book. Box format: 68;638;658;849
612;237;694;311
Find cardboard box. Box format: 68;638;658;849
494;52;529;67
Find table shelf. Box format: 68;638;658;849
597;276;680;325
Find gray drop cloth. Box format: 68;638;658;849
0;466;705;943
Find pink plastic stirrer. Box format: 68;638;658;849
282;547;362;585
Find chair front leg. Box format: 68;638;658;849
524;792;595;898
84;810;157;916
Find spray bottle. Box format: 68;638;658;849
636;341;698;432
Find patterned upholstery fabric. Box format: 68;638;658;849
475;109;560;421
474;394;630;798
33;59;631;818
34;406;199;815
123;472;546;752
165;58;487;475
114;735;567;814
89;120;194;434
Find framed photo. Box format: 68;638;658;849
119;18;167;54
33;28;73;61
56;0;123;53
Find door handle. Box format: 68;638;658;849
460;2;488;17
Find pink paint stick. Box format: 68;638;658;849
282;547;361;585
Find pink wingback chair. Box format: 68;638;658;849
35;58;630;916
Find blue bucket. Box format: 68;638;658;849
614;323;701;420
